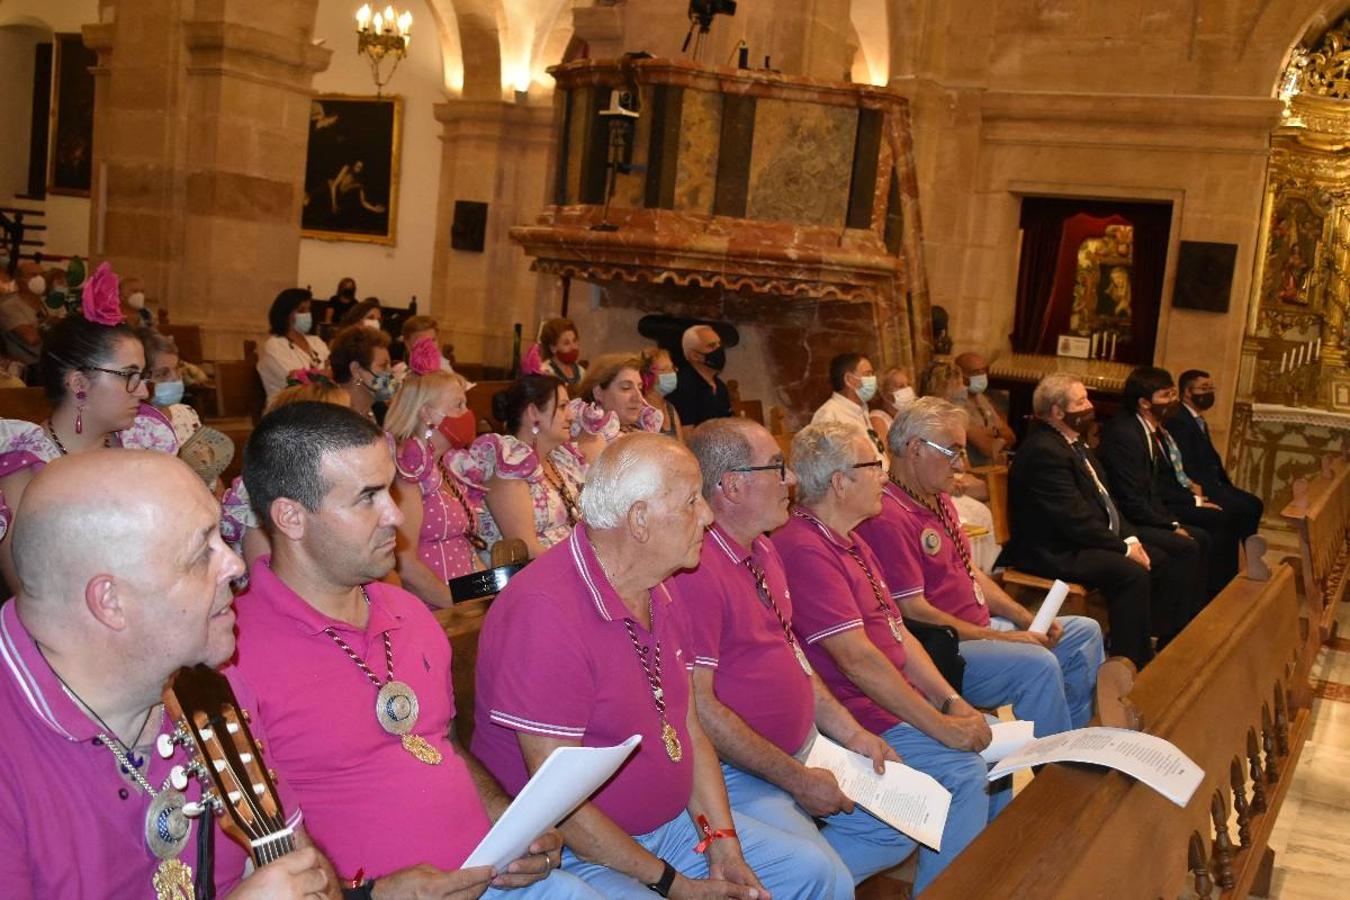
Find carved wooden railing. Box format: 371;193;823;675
925;563;1309;899
1282;455;1350;662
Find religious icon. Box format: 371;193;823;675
1069;224;1134;339
301;95;402;245
1262;195;1325;309
49;34;97;196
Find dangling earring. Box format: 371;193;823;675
423;421;436;442
75;390;86;435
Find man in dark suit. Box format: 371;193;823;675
1172;369;1265;553
1002;374;1204;668
1097;367;1237;598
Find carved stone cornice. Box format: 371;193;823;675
182;21;331;92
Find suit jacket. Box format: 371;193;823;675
1169;406;1232;492
1096;412;1193;528
1003;420;1135;571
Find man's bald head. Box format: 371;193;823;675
955;352;987;376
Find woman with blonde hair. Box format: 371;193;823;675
639;345;682;439
385;339;484;607
569;352;663;463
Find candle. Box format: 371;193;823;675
1281;350;1288;373
1090;332;1099;359
1315;337;1322;360
1110;332;1118;360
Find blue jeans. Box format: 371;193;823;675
561;808;838;898
877;722;1000;894
721;761;916;897
974;615;1104;731
483;869;600;898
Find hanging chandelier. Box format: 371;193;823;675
355;4;412;95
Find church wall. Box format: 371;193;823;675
297;0;447;313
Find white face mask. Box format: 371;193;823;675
856;374;878;403
892;386;917;412
968;373;989;395
655;371;678;396
27;276;45;295
362;317;382;330
127;291;147;310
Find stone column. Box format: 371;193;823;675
430;98;555;369
84;1;329;359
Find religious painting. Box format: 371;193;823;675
1173;241;1237;313
1069;224;1134;337
1261;194;1325;309
47;33;97;197
301;94;402;245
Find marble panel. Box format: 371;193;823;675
672;88;722;215
746;97;856;228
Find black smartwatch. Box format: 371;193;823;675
646;860;677;896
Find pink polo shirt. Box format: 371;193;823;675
230;559;492;880
856;483;990;628
772;510;912;735
671;524;815;756
471;526;696;836
0;600;298;898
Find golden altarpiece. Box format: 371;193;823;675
1230;20;1350;518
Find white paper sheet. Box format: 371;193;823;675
1028;580;1070;634
462;735;641;870
803;734;951;851
985;726;1204;807
980;720;1036;763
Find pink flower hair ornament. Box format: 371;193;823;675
81;262;123;326
284;368;334;388
408;336;443;376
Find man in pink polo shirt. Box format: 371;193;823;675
857;397;1104;734
674;418;916;896
230;401;593;899
0;450;332;899
772;421;1002;893
472;432;839;898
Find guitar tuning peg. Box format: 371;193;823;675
182;799;208;818
169;765;189;791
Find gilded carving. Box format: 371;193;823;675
1303;22;1350;99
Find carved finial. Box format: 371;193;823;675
1274;683;1290;756
1211;790;1236;889
1262;705;1280;783
1231;758;1251;848
1189;832;1214;899
1248;729;1268;814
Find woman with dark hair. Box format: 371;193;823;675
328;324;393;422
522;317;585;390
449;374;582;560
325;275;359;324
337;296;382;331
257;287;329;402
1;263;178;586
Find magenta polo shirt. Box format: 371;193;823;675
670;524;815;756
0;600;300;898
771;510;912;735
856;483;990;628
230;559;492;881
471;526;696;836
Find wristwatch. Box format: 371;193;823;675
646;860;677;896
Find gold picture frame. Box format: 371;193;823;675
47;33;97;197
301;94;403;245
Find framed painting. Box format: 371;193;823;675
48;33;97;197
301;94;402;245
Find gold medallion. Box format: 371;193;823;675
152;858;195;900
793;643;813;676
920;528;942;556
401;733;444;765
661;721;683;763
888;617;904;643
973;580;987;607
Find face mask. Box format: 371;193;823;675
892;386;917;412
365;371;396;403
438;409;477;450
293;312;313;334
362;317;382;330
703;346;727;371
1150;400;1179;420
153;380;185;406
1192;392;1215;411
340;287;356;298
856;374;878;403
127;291;146;310
655;371;678;396
1063;407;1095;436
45;289;68;310
27;276;45;295
968;373;988;395
555;348;581;365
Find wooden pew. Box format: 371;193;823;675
465;379;513;434
1281;455;1349;647
924;562;1310;899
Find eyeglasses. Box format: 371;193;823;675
918;438;966;468
850;459;884;472
728;460;788;483
84;366;151;393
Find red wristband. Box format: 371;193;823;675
693;814;738;853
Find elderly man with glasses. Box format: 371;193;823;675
672;418;917;897
771;420;1001;893
856;398;1105;736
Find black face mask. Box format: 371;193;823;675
340;287;356;298
1150;400;1179;420
1191;392;1215;411
1063;407;1095;436
702;346;727;371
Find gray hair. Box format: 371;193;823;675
888;396;968;456
791;421;865;505
687;418;760;500
137;328;178;360
579;432;686;529
1033;373;1082;418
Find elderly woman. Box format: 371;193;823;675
256;287;329;402
0;264;177;586
338;296;383;331
329;324;394;422
771;420;997;893
639;346;682;439
569;353;664;464
451;374;581;560
526;317;585;390
385;339;484;607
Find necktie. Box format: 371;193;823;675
1198;416;1208;436
1158;427;1193;489
1072;440;1121;536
